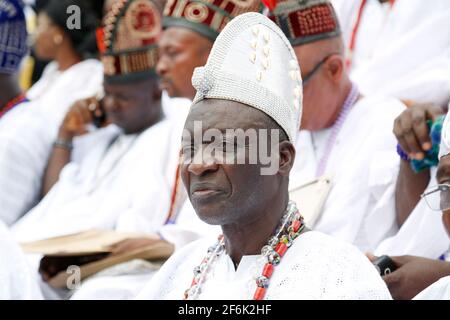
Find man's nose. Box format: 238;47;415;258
156;54;169;76
187;149;219;176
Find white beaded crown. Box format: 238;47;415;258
191;12;303;142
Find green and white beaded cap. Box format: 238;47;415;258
191;12;303;143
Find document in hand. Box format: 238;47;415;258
21;229;174;288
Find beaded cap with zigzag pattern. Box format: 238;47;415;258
163;0;263;41
96;0;162;83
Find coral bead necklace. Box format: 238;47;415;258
184;201;305;300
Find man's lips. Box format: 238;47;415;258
190;184;225;199
192;189;220;196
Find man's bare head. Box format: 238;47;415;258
294;36;349;131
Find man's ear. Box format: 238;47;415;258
279;141;295;177
325;55;344;83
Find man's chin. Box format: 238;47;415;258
193;204;226;226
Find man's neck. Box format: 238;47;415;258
325;79;353;128
221;192;289;268
124;103;164;135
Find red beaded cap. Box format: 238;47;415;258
266;0;341;46
97;0;162;83
162;0;263;41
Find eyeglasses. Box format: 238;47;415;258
302;53;340;86
421;184;450;211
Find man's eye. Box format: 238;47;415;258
182;146;195;156
165;48;180;58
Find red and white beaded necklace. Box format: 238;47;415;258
184;201;305;300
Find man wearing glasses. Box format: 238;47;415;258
369;140;450;300
267;0;405;252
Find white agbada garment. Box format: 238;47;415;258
0;59;103;226
0;221;42;300
137;231;391;300
414;276;450;300
332;0;450;106
11;118;181;243
290;95;404;252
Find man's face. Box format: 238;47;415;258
180;99;289;225
437;155;450;236
156;27;212;100
103;78;161;133
294;44;339;131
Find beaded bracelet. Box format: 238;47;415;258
396;144;410;161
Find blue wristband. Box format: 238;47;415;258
396;144;410;161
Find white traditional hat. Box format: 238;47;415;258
191;12;302;142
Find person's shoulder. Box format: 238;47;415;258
293;231;369;260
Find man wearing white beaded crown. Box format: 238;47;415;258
137;12;391;300
266;0;405;253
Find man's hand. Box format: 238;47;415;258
393;103;444;160
58;97;104;141
376;255;450;300
109;237;162;256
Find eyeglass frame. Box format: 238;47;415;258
302;53;342;86
421;183;450;211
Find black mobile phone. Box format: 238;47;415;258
92;99;107;128
373;255;397;276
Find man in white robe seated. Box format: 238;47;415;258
373;103;450;259
0;221;42;300
370;153;450;300
331;0;450;107
368;109;450;300
266;0;404;252
11;0;213;300
138;12;391;300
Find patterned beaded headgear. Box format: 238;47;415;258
266;0;341;46
0;0;28;74
97;0;162;83
191;12;302;142
162;0;263;42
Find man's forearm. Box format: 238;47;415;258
41;134;73;197
395;160;430;227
